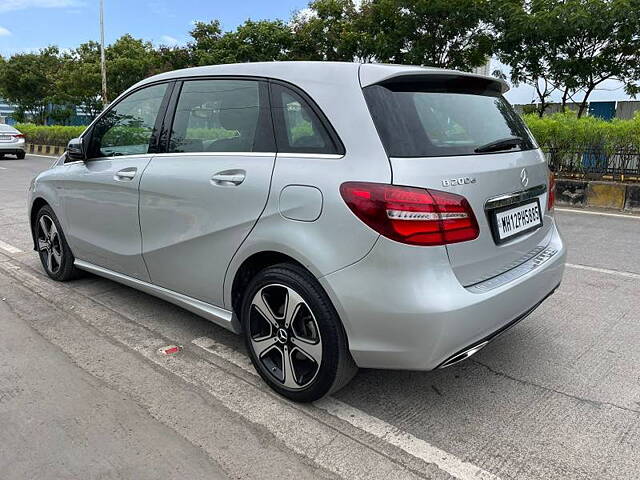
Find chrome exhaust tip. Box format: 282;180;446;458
438;341;489;369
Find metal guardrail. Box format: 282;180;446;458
544;149;640;181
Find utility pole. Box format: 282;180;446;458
100;0;108;106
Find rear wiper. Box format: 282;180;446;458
474;136;523;153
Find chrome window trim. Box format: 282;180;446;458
276;152;344;159
153;151;276;158
484;184;547;211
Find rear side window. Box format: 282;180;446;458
270;83;342;155
363;77;536;158
168;79;274;153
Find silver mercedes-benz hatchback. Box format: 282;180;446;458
28;62;565;402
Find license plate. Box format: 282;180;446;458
492;200;542;242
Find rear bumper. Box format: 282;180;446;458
0;142;26;154
319;220;566;370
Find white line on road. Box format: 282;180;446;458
27;153;58;158
0;166;7;170
192;336;500;480
566;263;640;280
0;240;23;254
556;208;640;220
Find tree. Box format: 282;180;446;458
106;35;158;99
291;0;364;61
189;19;294;65
496;0;640;117
357;0;495;69
494;0;562;116
152;46;193;74
55;41;103;119
552;0;640;117
0;47;61;124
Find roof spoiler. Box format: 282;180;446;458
359;63;509;94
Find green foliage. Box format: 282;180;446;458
16;124;86;146
190;19;294;65
357;0;495;69
291;0;363;61
524;113;640;153
0;47;61;125
495;0;640;117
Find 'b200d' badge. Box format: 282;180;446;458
442;177;477;187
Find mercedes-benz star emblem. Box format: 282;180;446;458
277;328;288;343
520;168;529;187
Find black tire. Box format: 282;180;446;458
241;263;357;402
34;205;81;281
16;152;25;159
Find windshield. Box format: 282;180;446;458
363;78;536;158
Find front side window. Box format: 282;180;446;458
364;77;536;158
168;79;274;153
88;83;168;159
271;83;341;155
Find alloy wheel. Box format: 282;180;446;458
249;284;322;390
37;215;63;274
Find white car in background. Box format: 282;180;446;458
0;124;26;159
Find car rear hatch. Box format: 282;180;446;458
360;65;553;287
0;127;18;143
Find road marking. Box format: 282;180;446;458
0;166;7;170
192;336;500;480
566;263;640;280
27;153;58;158
556;208;640;220
0;240;23;254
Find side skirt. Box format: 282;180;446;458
74;259;241;334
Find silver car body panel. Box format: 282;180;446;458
389;149;553;286
61;156;153;281
139;152;276;306
28;61;565;372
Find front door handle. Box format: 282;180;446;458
211;169;246;186
114;168;137;181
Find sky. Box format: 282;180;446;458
0;0;632;105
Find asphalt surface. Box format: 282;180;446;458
0;154;639;480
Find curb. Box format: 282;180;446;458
556;178;639;212
27;144;66;156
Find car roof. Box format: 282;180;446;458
131;61;508;95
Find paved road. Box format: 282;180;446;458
1;154;639;480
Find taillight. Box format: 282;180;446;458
340;182;479;246
12;134;25;139
548;171;556;211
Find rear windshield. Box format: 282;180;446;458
363;77;536;158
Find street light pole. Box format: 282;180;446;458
100;0;108;106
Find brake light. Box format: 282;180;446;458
548;171;556;211
12;134;25;139
340;182;479;246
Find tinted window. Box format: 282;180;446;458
271;83;341;155
88;83;168;159
364;78;536;158
168;79;274;153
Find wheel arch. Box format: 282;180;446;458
229;250;308;320
30;197;51;250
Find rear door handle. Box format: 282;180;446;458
211;169;246;186
114;168;137;181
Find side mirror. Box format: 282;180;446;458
67;137;86;161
